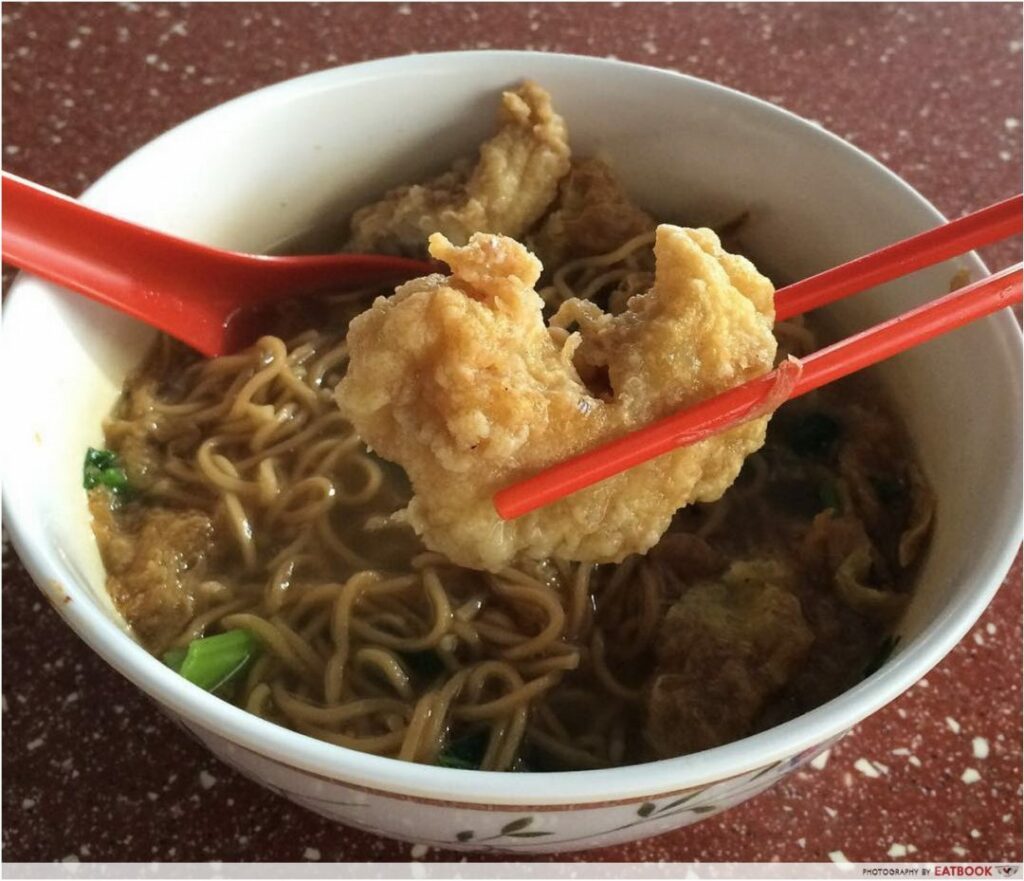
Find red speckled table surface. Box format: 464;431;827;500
2;1;1022;866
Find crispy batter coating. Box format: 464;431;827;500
529;157;656;268
345;82;571;256
336;226;777;571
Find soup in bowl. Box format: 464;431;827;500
2;52;1021;852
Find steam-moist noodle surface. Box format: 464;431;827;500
88;83;935;771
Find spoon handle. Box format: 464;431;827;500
1;172;432;357
1;172;228;332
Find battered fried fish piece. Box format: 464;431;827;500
529;157;656;268
646;560;814;757
345;82;571;257
336;226;777;571
88;494;217;652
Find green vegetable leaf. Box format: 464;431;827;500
164;630;260;693
786;412;841;457
162;647;188;673
438;730;489;770
637;802;657;817
83;447;133;497
437;753;477;770
85;448;118;470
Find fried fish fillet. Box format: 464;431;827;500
646;560;814;757
528;157;656;268
345;82;571;257
337;227;777;571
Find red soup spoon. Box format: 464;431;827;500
1;172;432;357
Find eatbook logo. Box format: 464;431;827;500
995;868;1019;878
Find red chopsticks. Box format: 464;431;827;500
775;194;1022;321
494;195;1024;521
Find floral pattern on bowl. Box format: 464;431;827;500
184;720;844;853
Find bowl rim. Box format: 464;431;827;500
3;49;1022;807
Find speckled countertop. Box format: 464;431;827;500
2;1;1022;866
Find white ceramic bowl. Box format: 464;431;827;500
3;52;1021;854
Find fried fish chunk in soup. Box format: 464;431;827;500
88;494;217;652
528;157;656;268
345;82;571;257
646;560;814;757
336;226;777;571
